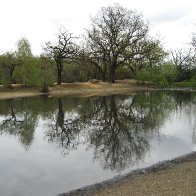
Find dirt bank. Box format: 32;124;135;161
58;152;196;196
0;80;146;100
0;80;195;100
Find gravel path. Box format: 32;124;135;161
94;160;196;196
59;152;196;196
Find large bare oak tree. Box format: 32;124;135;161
86;4;149;83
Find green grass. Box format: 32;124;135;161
172;81;196;88
137;80;196;88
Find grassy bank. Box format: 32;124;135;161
172;81;196;88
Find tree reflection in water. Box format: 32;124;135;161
46;98;83;155
45;92;181;171
0;99;37;149
0;92;195;171
81;94;171;171
84;96;153;171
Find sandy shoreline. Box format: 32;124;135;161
58;152;196;196
0;81;196;100
0;81;148;100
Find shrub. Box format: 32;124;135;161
136;63;177;87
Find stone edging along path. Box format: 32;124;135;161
58;151;196;196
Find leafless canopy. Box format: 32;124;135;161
170;48;195;70
86;4;149;82
44;28;77;85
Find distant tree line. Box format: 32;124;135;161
0;4;196;91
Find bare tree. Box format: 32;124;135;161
170;48;195;81
171;48;194;71
127;38;167;75
86;4;149;83
44;29;77;85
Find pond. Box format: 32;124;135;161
0;91;195;196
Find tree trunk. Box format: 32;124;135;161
102;63;107;82
57;71;62;85
57;63;63;85
8;66;15;89
102;72;106;82
109;66;115;83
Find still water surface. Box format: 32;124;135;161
0;91;195;196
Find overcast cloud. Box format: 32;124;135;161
0;0;195;55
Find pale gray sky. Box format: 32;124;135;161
0;0;195;55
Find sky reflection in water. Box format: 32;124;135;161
0;91;195;196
